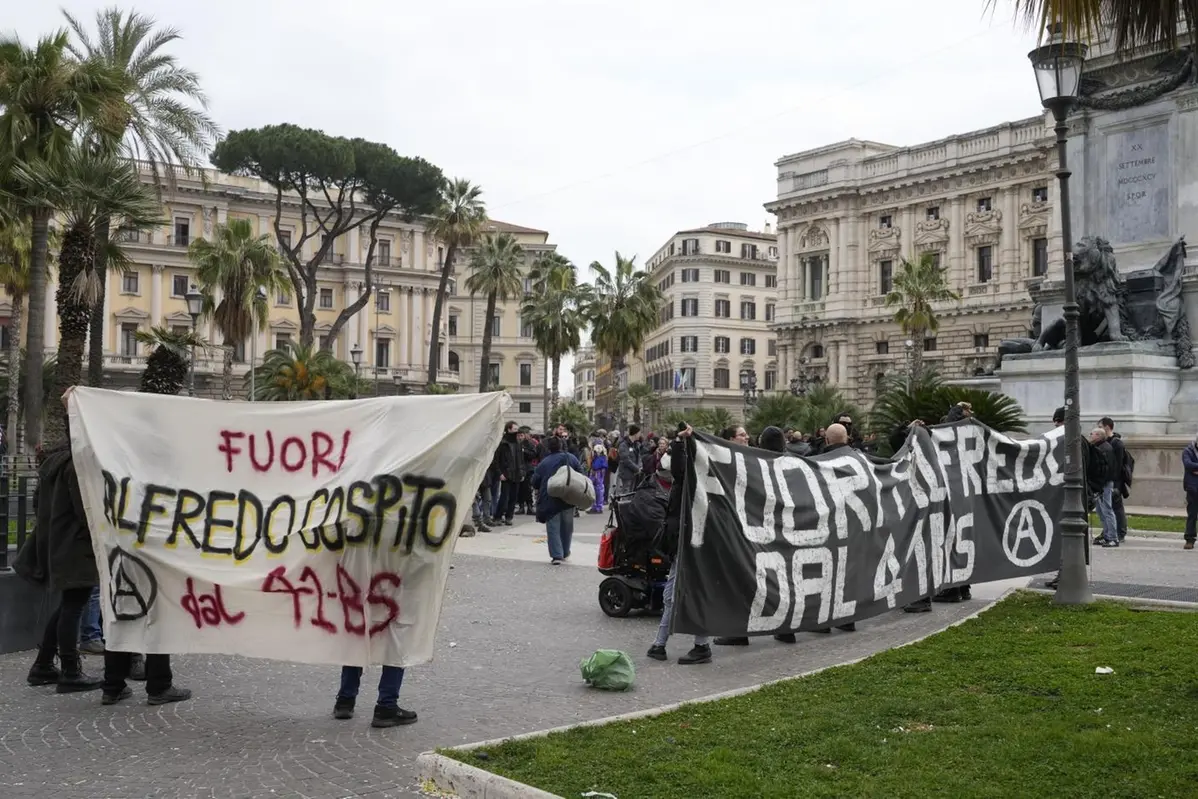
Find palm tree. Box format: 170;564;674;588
0;351;57;440
465;232;524;393
0;30;127;447
523;252;584;429
624;382;657;425
189;218;288;399
425;178;486;386
251;342;355;401
136;326;207;395
12;150;161;446
871;372;1026;455
64;7;219;387
585;252;662;371
549;399;592;433
995;0;1198;50
884;253;961;383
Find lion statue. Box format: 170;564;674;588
1034;236;1136;350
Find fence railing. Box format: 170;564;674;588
0;470;38;570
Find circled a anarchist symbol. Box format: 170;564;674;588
1002;500;1053;568
108;548;158;621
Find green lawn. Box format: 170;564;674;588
1112;513;1185;533
448;593;1198;799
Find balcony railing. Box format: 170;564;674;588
172;233;190;247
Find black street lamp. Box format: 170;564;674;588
350;344;362;399
185;284;204;397
1028;26;1093;606
789;355;817;397
740;369;759;410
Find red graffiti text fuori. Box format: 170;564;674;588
219;429;351;477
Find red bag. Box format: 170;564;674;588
598;529;616;569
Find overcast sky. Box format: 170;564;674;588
10;1;1044;395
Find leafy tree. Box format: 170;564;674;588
884;253;960;383
425;178;486;386
0;351;56;437
465;232;524;393
251;342;356;401
0;29;126;446
550;399;591;433
994;0;1198;50
12;150;160;446
701;407;736;436
870;372;1027;455
63;7;220;387
623;382;657;425
585;252;662;370
190;218;289;399
425;382;458;395
136;325;207;395
523;251;584;429
211;124;443;348
745;385;862;438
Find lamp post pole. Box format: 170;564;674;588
185;284;204;398
350;344;362;400
904;339;914;393
1029;28;1093;606
250;285;265;401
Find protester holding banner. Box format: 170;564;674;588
647;424;713;666
333;664;416;728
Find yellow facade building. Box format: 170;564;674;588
3;163;555;429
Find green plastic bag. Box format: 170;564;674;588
580;649;636;691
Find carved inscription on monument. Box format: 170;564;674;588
1106;124;1171;243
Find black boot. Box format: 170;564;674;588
933;587;962;603
27;652;59;686
677;644;712;665
56;653;102;694
903;597;933;613
714;637;750;646
371;705;418;728
333;698;355;720
774;633;797;643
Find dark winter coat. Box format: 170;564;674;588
1183;443;1198;494
786;440;812;457
13;447;98;593
1086;439;1116;493
495;432;523;482
531;451;585;522
663;437;690;555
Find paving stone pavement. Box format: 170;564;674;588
0;513;996;799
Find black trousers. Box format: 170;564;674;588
104;651;172;696
1186;490;1198;542
499;480;517;521
38;586;93;661
518;478;533;509
1111;489;1128;539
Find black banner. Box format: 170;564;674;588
672;421;1064;636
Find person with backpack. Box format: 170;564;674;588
1099;417;1132;543
1182;432;1198;551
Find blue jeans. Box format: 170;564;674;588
489;476;503;518
545;509;574;560
1095;482;1118;543
338;665;405;709
654;564;710;648
81;586;102;643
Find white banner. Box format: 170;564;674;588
68;387;509;667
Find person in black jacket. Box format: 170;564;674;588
646;426;713;666
1089;427;1120;547
1099;417;1129;542
493;421;522;526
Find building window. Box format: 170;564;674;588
320;287;334;308
810;258;824;299
490;316;500;337
1032;237;1049;277
277;229;292;251
173;217;190;247
114;226;139;243
929;252;942;270
1032;186;1048;203
879;259;893;295
519;363;532;386
714;269;730;283
879;215;893;229
488;363;500;387
765;274;777;288
448;315;458;336
740;272;757;287
977;197;992;213
682;238;700;255
741;243;759;260
659;301;674;324
518;401;532;414
586;388;594;400
678;367;696;391
740;301;756;320
521;319;534;338
876;341;889;355
924;337;937;352
768;246;778;259
274;333;291;350
318;335;330;352
376;290;390;312
120;323;139;356
681;268;700;282
714;368;730;389
765;303;775;321
681;298;699;316
739;338;756;356
976;246;993;283
765;370;776;390
680;336;698;353
715;299;731;318
171;274;189;297
375;339;390;368
767;340;777;356
586;369;594;381
232;339;246;362
714;336;730;354
122;271;139;294
973;333;990;349
926;206;940;220
377;239;391;266
715;240;731;254
812;344;825;359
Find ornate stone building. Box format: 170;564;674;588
572;345;597;415
766;116;1057;407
